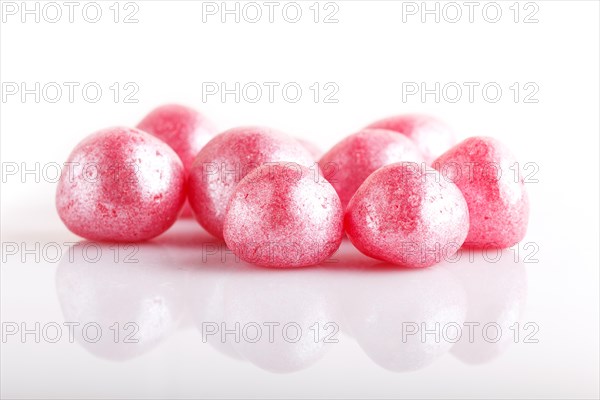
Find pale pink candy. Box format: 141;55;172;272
188;126;315;239
137;104;217;218
56;127;186;242
433;136;529;248
366;114;455;163
223;162;344;268
137;104;216;169
345;162;469;268
319;129;424;208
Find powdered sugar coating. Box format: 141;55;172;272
366;114;455;164
56;127;186;242
188;126;315;239
345;162;469;268
319;129;425;208
433;136;529;248
223;163;344;268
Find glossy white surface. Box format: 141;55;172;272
1;217;598;398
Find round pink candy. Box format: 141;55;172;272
433;136;529;248
319;129;424;208
137;104;216;219
366;114;455;163
223;163;344;268
345;162;469;268
56;127;186;242
136;104;216;170
188;126;314;239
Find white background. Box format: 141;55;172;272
1;1;599;399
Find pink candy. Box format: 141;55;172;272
137;104;217;170
188;126;314;239
433;136;529;248
137;104;217;218
366;114;456;163
319;129;424;208
223;163;344;268
56;127;186;242
345;162;469;268
56;112;529;269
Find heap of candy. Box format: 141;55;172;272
56;104;529;268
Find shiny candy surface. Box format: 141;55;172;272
137;104;217;219
56;127;186;242
433;136;529;248
345;162;469;268
223;163;344;268
366;114;455;164
188;126;315;239
319;129;425;208
137;104;217;170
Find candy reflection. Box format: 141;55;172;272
219;266;340;373
447;250;528;364
186;258;244;361
342;265;467;371
185;251;340;372
55;227;528;372
55;241;185;360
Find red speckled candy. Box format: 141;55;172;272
366;114;455;163
188;126;314;239
433;136;529;248
137;104;217;218
345;162;469;268
223;163;344;268
137;104;216;169
56;127;186;242
319;129;424;208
